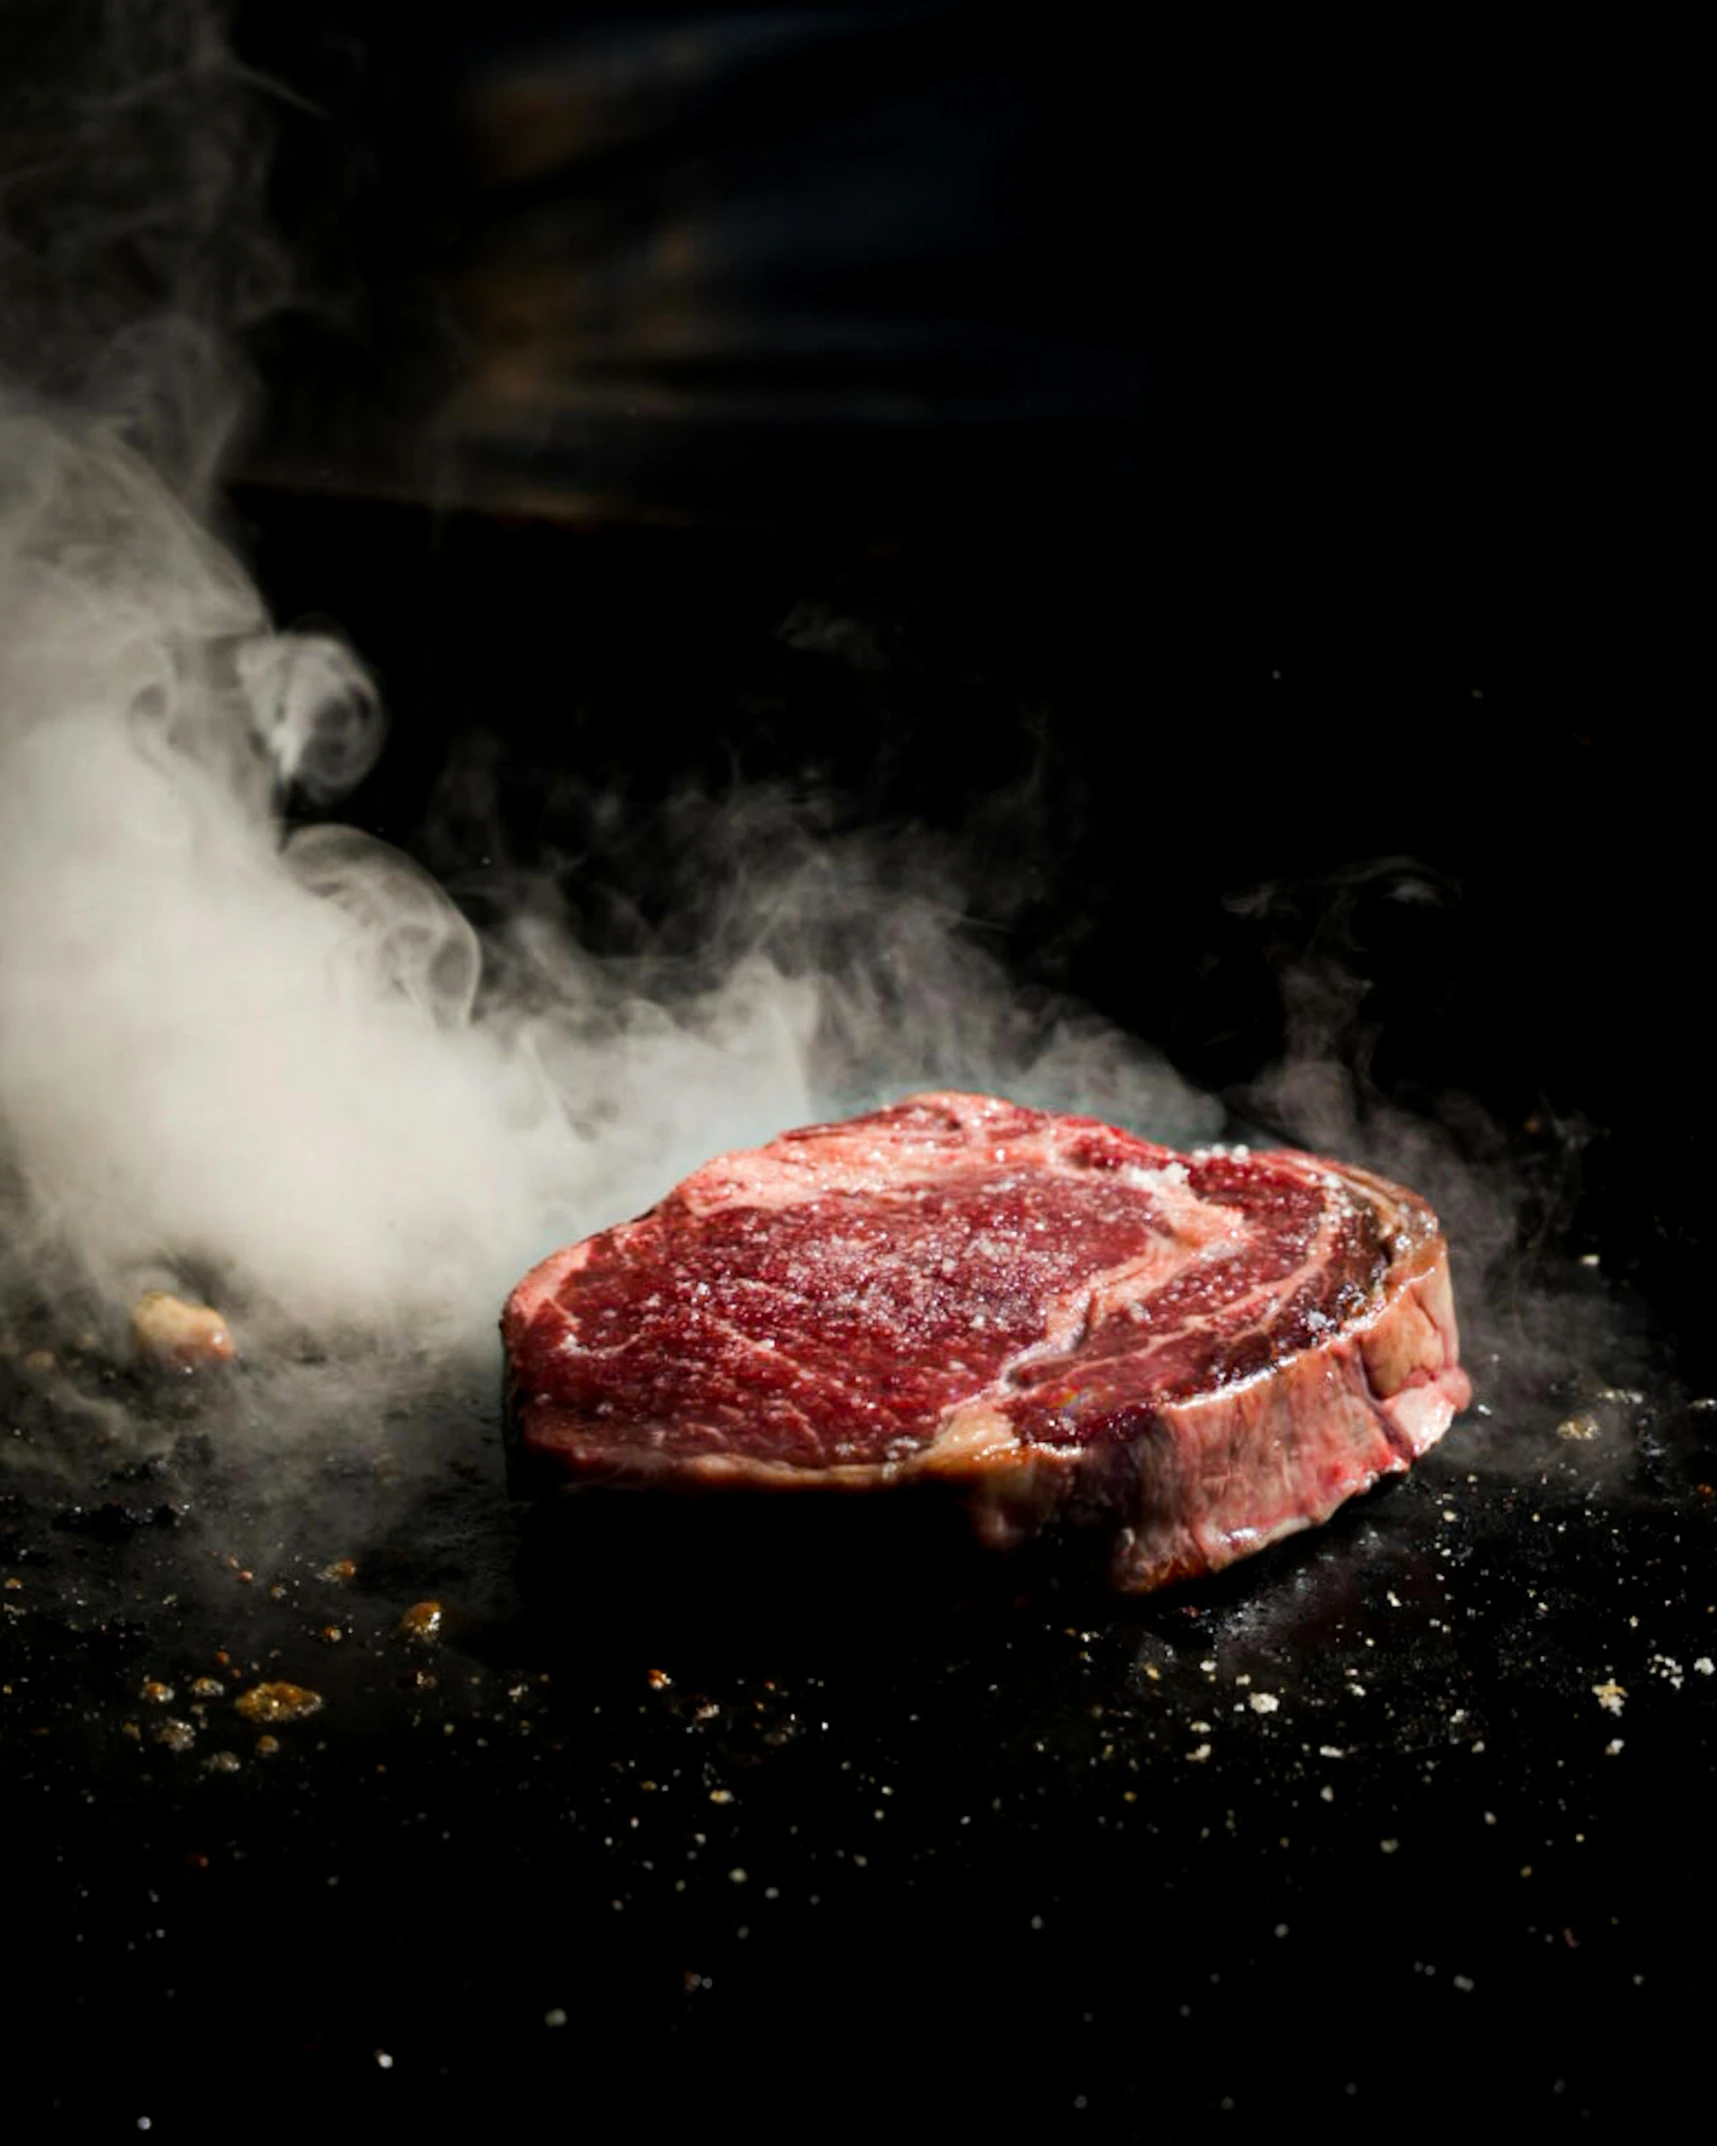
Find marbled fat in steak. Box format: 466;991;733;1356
502;1093;1471;1589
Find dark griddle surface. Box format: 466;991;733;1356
5;1277;1714;2135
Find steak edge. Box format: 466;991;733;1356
502;1092;1471;1590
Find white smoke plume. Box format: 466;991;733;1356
0;399;1221;1365
0;7;1215;1376
0;403;817;1342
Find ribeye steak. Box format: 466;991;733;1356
502;1092;1470;1589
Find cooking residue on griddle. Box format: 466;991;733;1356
234;1681;325;1726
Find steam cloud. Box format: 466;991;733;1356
0;6;1223;1377
0;393;1225;1363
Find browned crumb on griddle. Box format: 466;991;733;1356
235;1680;324;1725
129;1290;236;1371
396;1600;444;1642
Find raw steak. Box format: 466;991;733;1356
502;1092;1470;1589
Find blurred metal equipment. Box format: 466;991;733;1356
237;4;1145;530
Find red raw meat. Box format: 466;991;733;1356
502;1093;1470;1589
